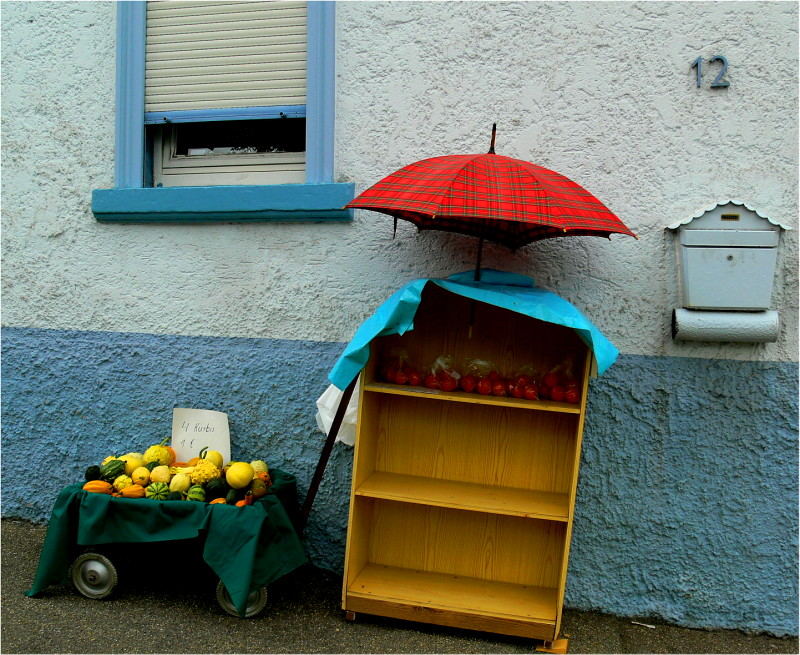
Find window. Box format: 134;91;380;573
146;1;307;187
92;0;353;223
153;118;306;187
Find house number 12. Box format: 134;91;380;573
692;55;730;88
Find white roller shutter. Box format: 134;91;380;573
145;1;307;113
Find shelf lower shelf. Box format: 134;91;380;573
355;472;570;521
347;563;558;626
364;382;582;414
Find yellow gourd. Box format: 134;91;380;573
149;465;171;484
113;475;133;491
121;453;144;476
226;462;254;489
131;466;150;486
169;473;191;494
201;447;224;469
142;437;172;466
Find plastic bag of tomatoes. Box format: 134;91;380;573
379;349;424;386
423;355;461;392
458;359;508;396
539;359;581;404
507;366;541;400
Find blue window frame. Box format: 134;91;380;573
93;1;353;223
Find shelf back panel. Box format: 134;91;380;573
368;394;578;495
365;497;566;589
373;284;589;382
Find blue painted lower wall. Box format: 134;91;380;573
2;326;797;635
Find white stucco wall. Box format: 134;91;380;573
2;1;797;363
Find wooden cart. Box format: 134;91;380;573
341;284;592;650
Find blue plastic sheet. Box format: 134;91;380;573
328;269;619;389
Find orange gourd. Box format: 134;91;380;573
83;480;113;494
120;484;147;499
187;457;201;466
209;498;227;505
173;461;189;468
165;446;177;465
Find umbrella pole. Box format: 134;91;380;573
474;237;483;282
300;376;358;534
468;237;485;339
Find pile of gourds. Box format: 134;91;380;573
82;438;272;506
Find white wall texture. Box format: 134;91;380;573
2;1;797;363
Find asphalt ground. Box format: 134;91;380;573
2;519;797;654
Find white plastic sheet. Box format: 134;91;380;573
315;379;360;446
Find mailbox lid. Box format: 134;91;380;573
681;246;777;310
680;229;780;248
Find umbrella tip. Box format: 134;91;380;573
488;123;497;154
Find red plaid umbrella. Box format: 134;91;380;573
347;126;636;276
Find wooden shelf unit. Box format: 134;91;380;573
342;284;592;641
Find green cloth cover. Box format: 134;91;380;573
25;468;307;617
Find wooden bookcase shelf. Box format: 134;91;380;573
348;563;559;634
363;382;582;414
342;284;592;642
355;471;570;521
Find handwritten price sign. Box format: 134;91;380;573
171;408;231;464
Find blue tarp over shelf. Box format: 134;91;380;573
328;269;619;390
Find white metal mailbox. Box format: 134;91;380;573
670;202;784;311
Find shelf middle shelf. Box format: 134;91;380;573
355;471;570;521
364;382;581;414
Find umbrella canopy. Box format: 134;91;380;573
346;132;636;251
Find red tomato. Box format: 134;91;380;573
406;370;421;386
438;371;458;392
565;388;580;404
523;384;539;400
543;372;560;388
477;377;493;395
394;369;408;385
514;375;531;389
384;366;398;383
510;382;525;399
492;380;508;396
459;374;477;393
550;386;566;402
538;384;550;400
487;370;500;382
423;374;440;390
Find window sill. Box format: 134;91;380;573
92;183;355;223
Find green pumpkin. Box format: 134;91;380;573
186;485;206;502
84;465;101;482
205;477;229;500
225;488;242;505
99;459;126;482
145;481;170;500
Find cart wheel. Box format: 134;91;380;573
215;579;268;618
69;552;118;600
